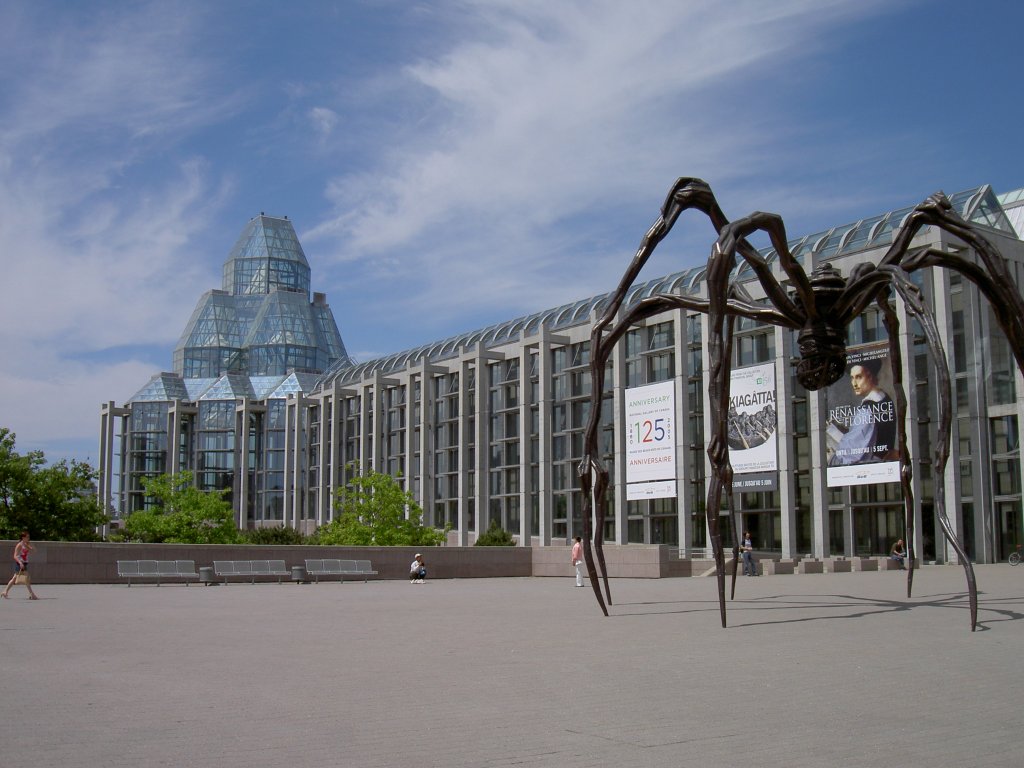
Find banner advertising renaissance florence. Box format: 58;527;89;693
825;342;900;487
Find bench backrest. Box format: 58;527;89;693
338;559;357;572
213;560;237;575
117;560;140;577
176;560;197;575
305;559;324;572
157;561;179;576
269;560;287;573
323;559;343;572
138;560;159;576
251;560;270;575
355;560;376;574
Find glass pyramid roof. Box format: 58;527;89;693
130;372;190;402
169;214;352;381
244;290;322;348
199;373;256;401
184;378;218;401
223;215;311;297
998;188;1024;238
266;372;322;399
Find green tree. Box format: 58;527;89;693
240;526;307;545
0;428;107;540
316;466;445;546
474;519;515;546
123;471;238;544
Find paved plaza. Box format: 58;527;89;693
1;565;1022;767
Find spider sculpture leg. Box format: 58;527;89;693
723;311;743;599
577;451;609;616
578;179;733;613
878;295;917;593
885;266;977;630
704;243;741;627
845;258;977;630
701;212;810;626
581;294;716;614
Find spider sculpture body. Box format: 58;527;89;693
578;178;1024;631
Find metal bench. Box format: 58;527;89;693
117;560;199;586
304;558;374;583
213;560;292;584
252;559;291;583
354;560;378;580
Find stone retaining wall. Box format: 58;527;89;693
1;541;532;584
0;541;921;584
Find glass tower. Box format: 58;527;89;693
111;214;352;522
173;215;347;377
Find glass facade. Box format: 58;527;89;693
112;215;351;521
101;187;1024;563
174;215;349;380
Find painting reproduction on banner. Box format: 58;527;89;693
825;343;900;487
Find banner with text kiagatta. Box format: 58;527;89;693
728;362;778;476
625;381;677;498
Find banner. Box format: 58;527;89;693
732;471;776;493
825;343;900;487
727;362;778;477
625;381;677;499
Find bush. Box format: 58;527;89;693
241;526;307;545
474;519;515;546
122;472;238;544
315;465;446;547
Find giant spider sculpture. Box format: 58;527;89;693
578;178;1024;631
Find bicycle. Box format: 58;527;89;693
1011;544;1022;566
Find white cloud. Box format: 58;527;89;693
309;107;339;140
0;0;912;465
0;3;236;462
305;0;891;335
0;354;156;462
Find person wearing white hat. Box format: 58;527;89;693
409;554;426;583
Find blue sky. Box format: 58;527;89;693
2;0;1023;467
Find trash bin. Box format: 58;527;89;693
199;566;216;585
291;565;308;584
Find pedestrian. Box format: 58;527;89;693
2;531;39;600
741;531;758;577
409;553;427;583
890;539;906;569
571;536;584;587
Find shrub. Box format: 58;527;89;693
474;519;515;546
122;471;238;544
315;465;445;547
241;526;307;545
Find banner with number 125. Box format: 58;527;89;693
624;381;677;484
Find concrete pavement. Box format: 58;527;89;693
1;565;1022;767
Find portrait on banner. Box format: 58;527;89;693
825;343;900;487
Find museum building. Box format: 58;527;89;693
98;185;1024;564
